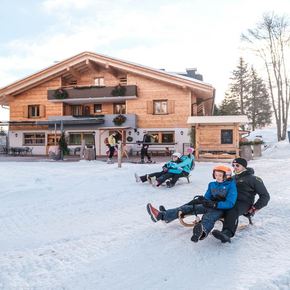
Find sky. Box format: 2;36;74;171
1;0;290;121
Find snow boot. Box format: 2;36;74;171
147;203;163;222
212;229;232;243
166;181;174;188
138;159;145;164
107;158;114;164
134;173;141;183
147;159;153;163
151;177;160;187
159;205;166;212
191;223;206;243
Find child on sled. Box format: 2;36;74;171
147;165;237;242
134;148;194;188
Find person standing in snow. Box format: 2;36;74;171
212;157;270;243
134;152;183;187
137;130;152;164
147;165;237;243
107;131;117;164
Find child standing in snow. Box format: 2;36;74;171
147;165;237;243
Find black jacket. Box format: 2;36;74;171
234;167;270;210
141;134;151;148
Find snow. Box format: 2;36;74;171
0;126;290;289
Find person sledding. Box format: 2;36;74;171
135;147;195;188
146;165;237;243
134;152;183;187
212;157;270;243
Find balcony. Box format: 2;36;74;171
48;114;137;129
47;85;138;104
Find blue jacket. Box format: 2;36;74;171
204;178;237;210
163;160;183;174
169;155;194;174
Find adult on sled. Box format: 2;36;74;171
212;157;270;243
134;152;183;187
137;130;153;164
147;165;237;243
107;131;117;164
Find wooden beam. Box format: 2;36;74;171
4;94;15;101
66;65;81;79
105;62;118;78
85;59;100;73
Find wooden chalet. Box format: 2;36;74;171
0;51;216;156
187;115;249;160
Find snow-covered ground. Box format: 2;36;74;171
0;126;290;290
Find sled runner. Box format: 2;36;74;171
160;175;191;186
178;211;254;231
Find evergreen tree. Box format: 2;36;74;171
218;93;240;115
0;127;6;136
246;67;272;130
229;57;250;116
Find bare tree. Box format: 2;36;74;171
241;12;290;141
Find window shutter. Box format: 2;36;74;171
107;104;114;114
39;105;46;117
23;105;28;118
66;105;72;115
167;100;175;114
147;101;153;114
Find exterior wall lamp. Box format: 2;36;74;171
15;133;18;137
137;131;140;136
180;131;184;135
128;131;131;135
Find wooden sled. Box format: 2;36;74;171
178;211;255;231
160;174;191;186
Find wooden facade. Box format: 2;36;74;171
0;52;215;155
187;116;248;160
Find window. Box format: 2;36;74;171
114;103;126;114
24;133;45;145
69;132;94;145
221;130;233;144
94;104;102;113
72;105;82;116
28;105;40;118
119;77;127;86
148;131;174;144
154;100;167;115
93;77;105;86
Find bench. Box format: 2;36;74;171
134;146;175;156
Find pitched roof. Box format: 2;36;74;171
0;51;214;106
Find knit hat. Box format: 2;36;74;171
232;157;247;168
186;147;194;154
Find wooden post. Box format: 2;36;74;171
118;141;122;168
253;145;262;157
195;124;199;160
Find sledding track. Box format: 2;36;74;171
0;157;290;289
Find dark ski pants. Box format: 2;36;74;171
162;204;224;235
222;200;252;236
140;171;174;185
141;146;151;161
108;145;115;159
168;171;189;185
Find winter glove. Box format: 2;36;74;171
244;205;259;218
185;195;206;206
202;199;218;209
163;167;168;172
